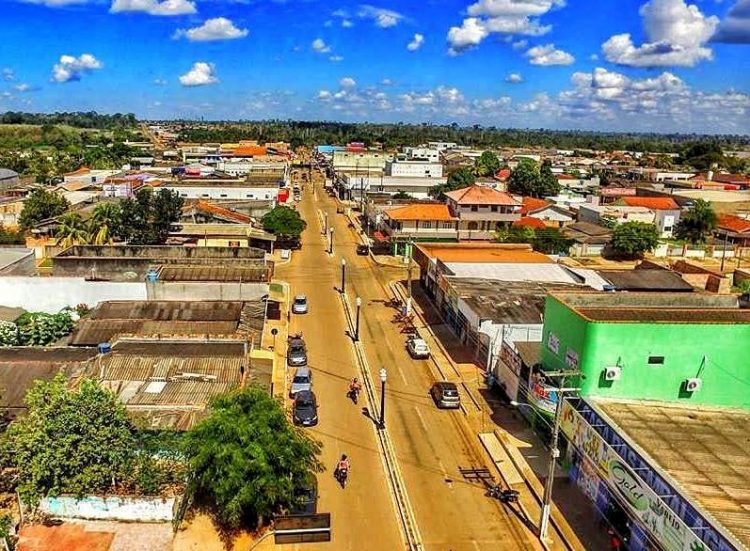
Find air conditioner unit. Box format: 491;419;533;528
685;378;702;392
604;366;621;381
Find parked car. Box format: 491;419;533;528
430;381;460;409
290;366;313;398
356;244;370;256
290;475;318;515
293;390;318;426
292;295;309;314
406;336;430;359
287;335;308;367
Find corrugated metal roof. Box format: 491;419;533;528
97;355;243;384
127;381;236;406
89;300;245;321
70;320;239;346
158;265;270;282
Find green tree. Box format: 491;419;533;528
183;386;322;528
430;167;476;199
2;375;137;506
532;227;574;255
261;206;307;238
674;199;716;245
55;212;90;248
508;159;544;197
88;202;123;245
495;225;535;244
474;151;501;177
0;224;25;245
611;221;660;258
119;188;183;245
18;188;70;230
539;160;561;197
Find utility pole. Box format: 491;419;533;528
538;370;580;542
720;229;730;272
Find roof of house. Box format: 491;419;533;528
157;265;270;282
444;263;581;285
385;203;457;222
495;168;511;180
233;146;267;156
593;399;750;549
520;196;551;215
514;341;541;367
63;166;91;177
620;196;680;210
0;168;19;180
512;216;547;229
444;185;520;206
717;213;750;234
597;269;694;292
189;200;253;224
563;222;613;244
18;523;114;551
416;243;549;264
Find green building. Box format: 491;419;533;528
540;292;750;409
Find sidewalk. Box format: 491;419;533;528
262;280;290;401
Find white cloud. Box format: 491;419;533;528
505;72;523;83
713;0;750;43
2;68;14;82
312;38;331;53
13;83;36;92
407;33;425;51
173;18;248;41
358;5;404;28
342;19;354;28
340;77;356;88
525;44;575;65
154;78;167;86
602;0;718;67
447;18;489;54
512;39;528;50
447;0;563;54
20;0;87;5
51;54;103;83
110;0;196;16
179;62;218;87
329;55;344;62
318;90;332;101
381;78;394;86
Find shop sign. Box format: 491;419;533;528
528;378;558;415
547;333;560;354
561;403;708;551
565;348;579;369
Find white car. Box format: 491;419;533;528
406;337;430;359
292;295;308;314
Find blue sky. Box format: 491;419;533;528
1;0;749;133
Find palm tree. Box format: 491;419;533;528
55;212;90;249
88;202;122;245
674;199;717;246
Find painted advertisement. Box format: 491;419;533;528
561;402;708;551
547;332;560;354
528;375;558;416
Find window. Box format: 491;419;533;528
180;193;188;197
663;226;673;232
421;221;432;229
648;356;665;365
467;221;479;231
201;193;209;198
471;205;478;212
442;221;454;229
491;206;498;212
220;194;228;198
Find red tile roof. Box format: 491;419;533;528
233;146;267;157
556;174;576;180
520;196;551;215
495;168;511;180
444;185;520;206
18;524;114;551
192;200;253;224
621;197;680;210
513;216;546;229
64;167;91;177
385;203;457;221
718;214;750;234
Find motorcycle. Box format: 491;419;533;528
347;386;361;404
334;467;348;488
488;485;519;503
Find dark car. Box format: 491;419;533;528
287;335;307;367
290;476;318;515
430;381;460;409
356;244;370;256
293;390;318;426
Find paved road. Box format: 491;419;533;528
275;182;537;550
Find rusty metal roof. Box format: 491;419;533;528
69;320;240;346
89;300;245;321
595;400;750;549
157;265;270;282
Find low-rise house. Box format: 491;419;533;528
563;221;613;257
168;223;276;251
343;174;447;200
380;204;457;243
519;197;574;228
160;176;280;202
385;159;443;178
0;168;20;191
618;196;681;237
445;185;522;240
0;247;35;275
578;204;655;228
63;167;121;185
716;214;750;246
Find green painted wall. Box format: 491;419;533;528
541;295;750;409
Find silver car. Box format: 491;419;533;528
287;336;307;367
292;295;309;315
290;367;313;398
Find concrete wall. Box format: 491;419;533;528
0;277;146;312
0;249;36;276
147;281;269;301
40;495;177;522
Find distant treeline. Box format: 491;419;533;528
170;120;750;153
0;111;137;129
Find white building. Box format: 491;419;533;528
403;147;440;163
578;204;655;227
385;160;443;178
332;151;389;173
427;142;457;151
63;168;121;185
160;180;279;202
341;174;446;200
215;161;289;184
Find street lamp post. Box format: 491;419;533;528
378;368;387;429
355;297;362;341
329;227;335;255
323;212;328;236
341;258;347;294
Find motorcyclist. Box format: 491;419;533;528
349;378;362;394
335;454;351;481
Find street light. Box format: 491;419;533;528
341;258;347;294
355;297;362;341
329;227;335;255
378;368;387;429
323;212;329;236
